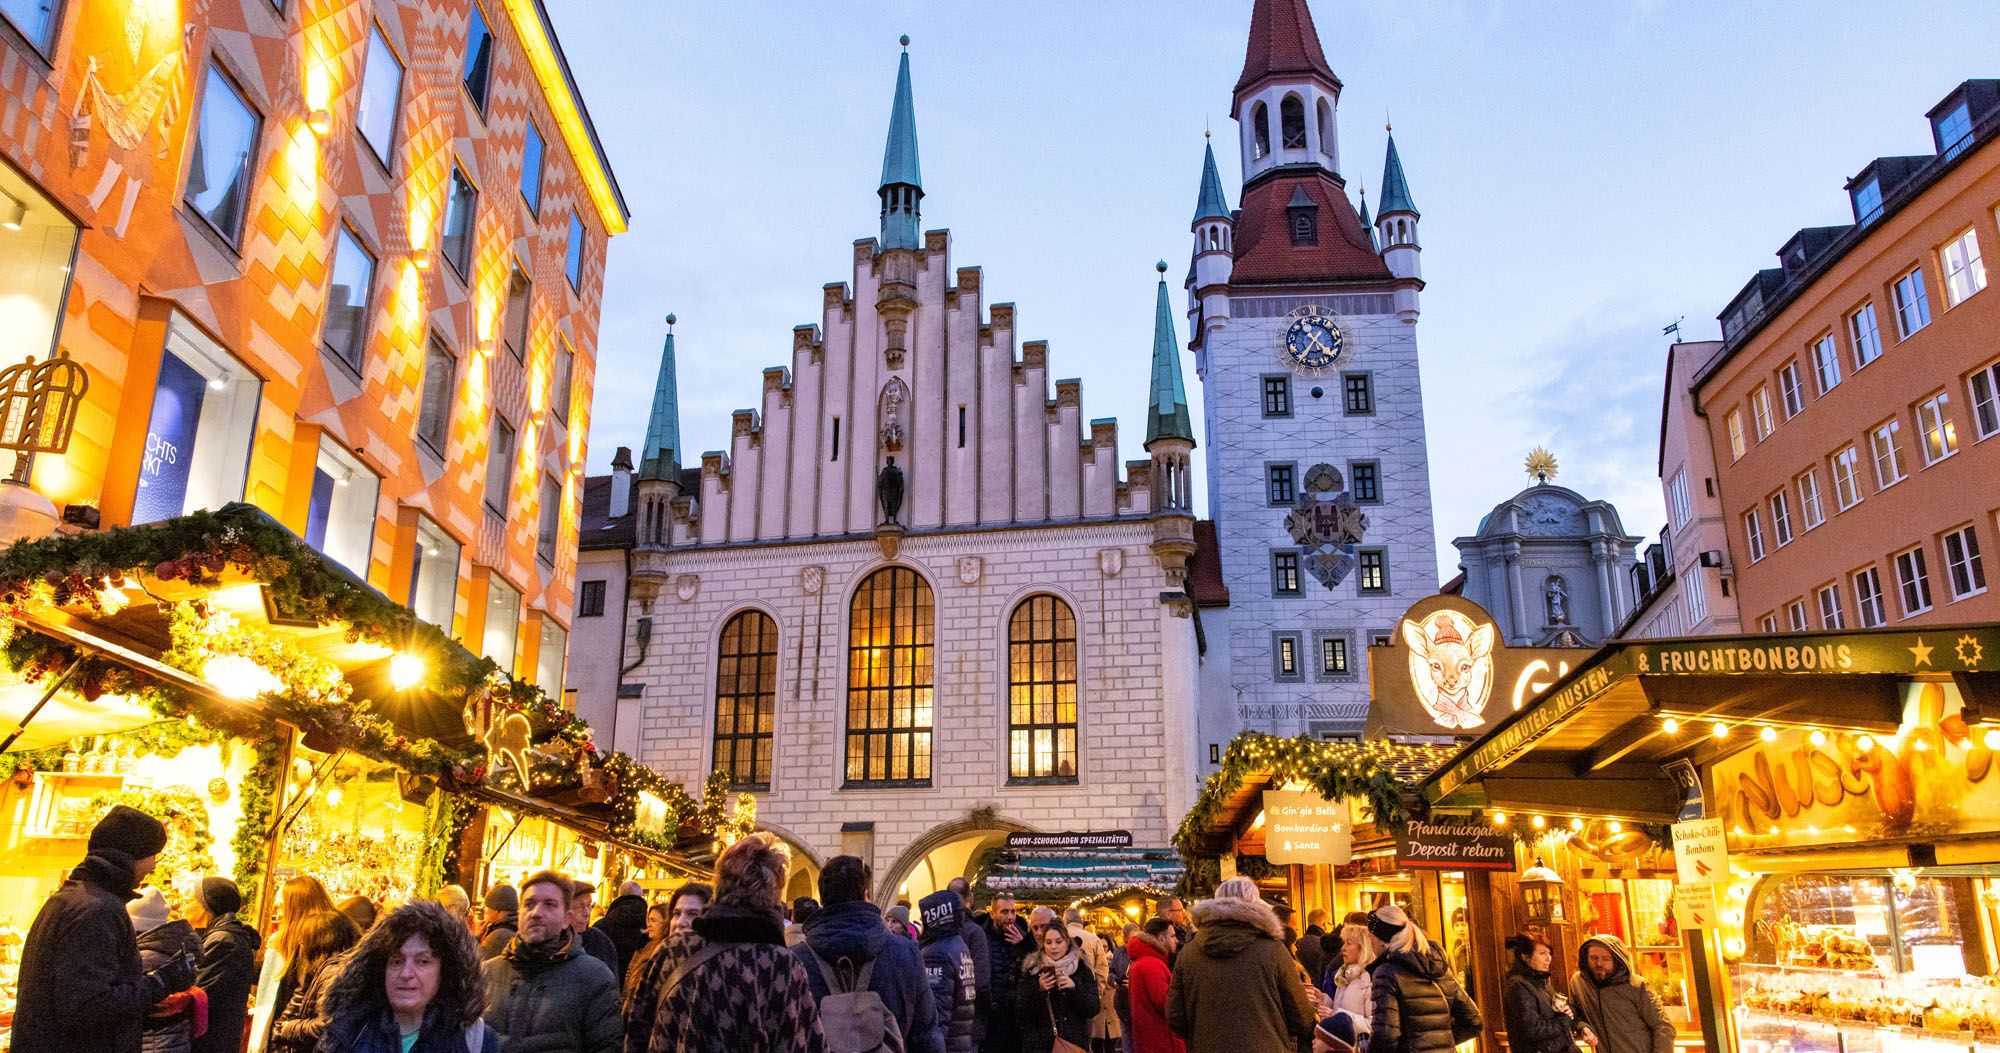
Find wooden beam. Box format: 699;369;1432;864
1638;675;1904;732
1579;716;1659;773
1479;774;1680;824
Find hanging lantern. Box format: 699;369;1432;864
0;351;89;455
1519;857;1567;926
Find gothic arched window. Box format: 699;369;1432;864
1007;594;1078;784
845;567;935;785
1281;95;1307;150
1252;102;1271;159
713;609;778;790
1317;99;1335;158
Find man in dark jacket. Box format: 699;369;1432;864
1295;909;1328;988
185;875;260;1053
919;889;977;1053
478;883;520;959
794;855;944;1053
1570;935;1674;1053
481;870;620;1053
976;892;1032;1053
594;880;651;980
569;879;622;975
946;878;991;1047
13;805;197;1053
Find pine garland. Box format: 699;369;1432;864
232;736;282;915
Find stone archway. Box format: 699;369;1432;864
877;813;1038;909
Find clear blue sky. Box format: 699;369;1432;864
561;1;1996;581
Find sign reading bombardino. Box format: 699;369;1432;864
1392;819;1516;871
1261;790;1353;866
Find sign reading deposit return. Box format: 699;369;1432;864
1261;790;1353;866
1392;819;1516;871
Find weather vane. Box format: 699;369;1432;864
1525;447;1559;485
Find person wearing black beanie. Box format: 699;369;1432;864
12;805;196;1053
185;875;262;1053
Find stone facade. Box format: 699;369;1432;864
1454;482;1642;648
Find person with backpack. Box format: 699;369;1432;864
1365;905;1480;1053
917;889;977;1053
793;856;943;1053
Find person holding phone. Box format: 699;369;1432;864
1019;922;1101;1053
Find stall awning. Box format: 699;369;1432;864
982;847;1184;902
1178;734;1459;859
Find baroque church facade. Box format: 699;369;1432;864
568;42;1203;904
1189;0;1442;748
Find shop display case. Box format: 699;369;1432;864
1734;962;2000;1052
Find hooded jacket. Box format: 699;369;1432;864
794;899;944;1053
136;919;205;1053
623;902;825;1053
975;908;1034;1038
1370;940;1476;1053
12;853;178;1053
191;912;260;1053
481;929;621;1053
1568;936;1673;1053
917;890;977;1053
1125;932;1184;1053
1503;960;1580;1053
478;911;519;960
595;894;651;980
1165;896;1314;1053
957;909;990;1044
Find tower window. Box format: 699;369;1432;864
1317;99;1335;159
1342;372;1374;415
1357;548;1388;594
1290;211;1316;245
1266;463;1296;505
957;405;966;448
830;417;841;461
1261;375;1292;418
1252;102;1271;159
1272;550;1302;596
1280;95;1307;150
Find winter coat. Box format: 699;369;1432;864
12;853;174;1053
137;919;205;1053
975;911;1033;1045
1016;952;1101;1053
1165;896;1314;1053
1504;961;1581;1053
1069;924;1120;1040
321;1007;503;1053
193;913;261;1053
1569;935;1674;1053
477;912;517;960
917;891;976;1053
1369;941;1478;1053
580;924;621;976
623;903;825;1053
794;899;944;1053
958;911;990;1044
595;894;651;980
1294;928;1327;989
1324;962;1374;1037
269;928;361;1053
1125;932;1184;1053
481;930;622;1053
625;936;664;1002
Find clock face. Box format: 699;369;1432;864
1280;310;1346;374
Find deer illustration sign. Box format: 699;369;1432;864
1404;608;1497;730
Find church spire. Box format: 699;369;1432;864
1378;129;1417;217
1357;180;1376;251
638;314;682;481
878;35;923;251
1192;138;1231;224
1234;0;1340;96
1145;262;1194;448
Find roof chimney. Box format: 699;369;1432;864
609;446;634;519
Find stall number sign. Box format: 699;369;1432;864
1672;817;1729;883
1261;790;1352;866
1673;883;1720;930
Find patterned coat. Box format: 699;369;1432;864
623;903;826;1053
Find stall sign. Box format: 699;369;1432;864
1673;883;1720;929
1671;817;1729;883
1262;791;1352;866
1368;595;1592;738
1391;819;1515;871
1004;830;1134;850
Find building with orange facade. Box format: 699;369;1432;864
0;0;625;685
1684;80;1999;635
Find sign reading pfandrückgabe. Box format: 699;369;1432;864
1392;819;1516;871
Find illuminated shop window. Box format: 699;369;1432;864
133;317;261;525
304;436;380;574
845;567;934;786
1008;594;1078;784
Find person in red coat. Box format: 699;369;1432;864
1126;919;1184;1053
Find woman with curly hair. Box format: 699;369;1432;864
318;899;500;1053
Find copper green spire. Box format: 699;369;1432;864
1144;261;1194;448
638;314;681;481
1192;138;1230;224
878;36;923;250
1379;129;1417;216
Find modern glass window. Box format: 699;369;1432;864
1894;546;1933;616
1667;469;1692;527
186;64;261;244
461;1;494;111
551;340;575;423
565;213;586;291
408;516;459;630
1849;304;1882;368
1261;375;1291;417
1726;409;1745;461
1798;469;1825;530
1854;179;1883;225
1266;463;1295;505
1832;446;1862;510
322;226;376;372
0;171;78;374
714;609;778;790
1357;548;1388;593
1342;372;1373;415
535;475;561;565
485;416;515;516
1273;633;1301;680
1007;594;1078;784
482;574;522;673
1319;635;1349;677
1350;460;1381;503
416;336;455;455
1944;525;1987;600
1744;509;1766;563
1770;491;1793;547
845;567;934;786
520;121;546;214
1942;229;1986;307
1787;599;1808;632
1893;268;1932;338
534;620;566;695
1917;393;1957;464
1871;420;1907;488
1811;335;1841;394
1272;551;1301;595
1778;362;1804;419
1751;385;1774;440
440;164;477;276
1972;360;2000;440
133;316;262;524
576;580;606;617
1854;567;1887;628
1684;564;1709;624
502;263;532;360
1817;583;1844;630
304;437;380;573
356;26;404;165
0;0;59;48
1937;102;1974;158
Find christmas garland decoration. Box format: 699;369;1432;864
90;784;215;889
416;790;474;896
232;736;282;914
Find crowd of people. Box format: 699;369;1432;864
9;805;1677;1053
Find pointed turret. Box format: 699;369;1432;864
1375;127;1423;322
1189;137;1235;335
1144;261;1197;580
1146;262;1194;448
1192;140;1231;224
638;315;682;482
631;315;684;566
877;36;923;251
1378;131;1417;218
1232;0;1342;185
1357;181;1376;252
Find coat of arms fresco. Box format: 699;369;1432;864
1283;463;1368;590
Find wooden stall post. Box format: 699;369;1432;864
1466;868;1508;1052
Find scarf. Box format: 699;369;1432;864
505;929;575;973
693;902;786;946
1022;944;1082;980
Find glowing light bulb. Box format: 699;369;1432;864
1607;821;1622;834
325;786;342;808
1856;735;1874;753
1569;817;1584;831
390;653;425;691
1760;726;1778;742
1809;729;1827;747
1712;721;1730;739
1491;811;1508;826
1662;718;1680;734
1531;815;1546;830
1984;729;2000;751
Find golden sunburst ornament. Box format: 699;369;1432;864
1525;447;1559;485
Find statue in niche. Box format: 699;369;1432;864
1545;574;1570;626
878;378;908;452
877;456;905;525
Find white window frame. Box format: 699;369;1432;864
305;437;380;574
1787;599;1808;632
1745;509;1766;563
1817;583;1845;630
1684;564;1709;624
1943;524;1988;601
1770;491;1794;547
1854;567;1887;628
1798;469;1825;530
1726;409;1746;461
1832;445;1863;511
1849;303;1882;368
1971;359;2000;441
1893;268;1932;338
1870;420;1906;489
1759;614;1778;633
1894;546;1933;617
1751;386;1774;441
1812;334;1842;394
1916;393;1957;465
1778;361;1805;419
1942;228;1987;307
1667;469;1692;528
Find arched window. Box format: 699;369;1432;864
846;567;935;785
1252;102;1271;159
1281;95;1307;150
713;609;778;790
1007;594;1078;784
1317;99;1335;158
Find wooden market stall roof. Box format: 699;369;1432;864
1422;623;2000;824
1177;733;1460;859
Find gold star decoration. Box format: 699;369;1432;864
1524;448;1559;484
1959;634;1985;669
1909;637;1934;667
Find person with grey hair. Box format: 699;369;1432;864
437;884;473;928
1166;877;1315;1053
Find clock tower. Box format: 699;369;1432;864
1188;0;1439;747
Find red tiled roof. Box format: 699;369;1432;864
1235;0;1340;98
1229;171;1391;284
1190;520;1230;607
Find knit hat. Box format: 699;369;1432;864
484;884;518;912
127;887;171;933
199;876;243;917
571;880;596;899
1368;904;1421;954
886;904;912;927
89;804;168;862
